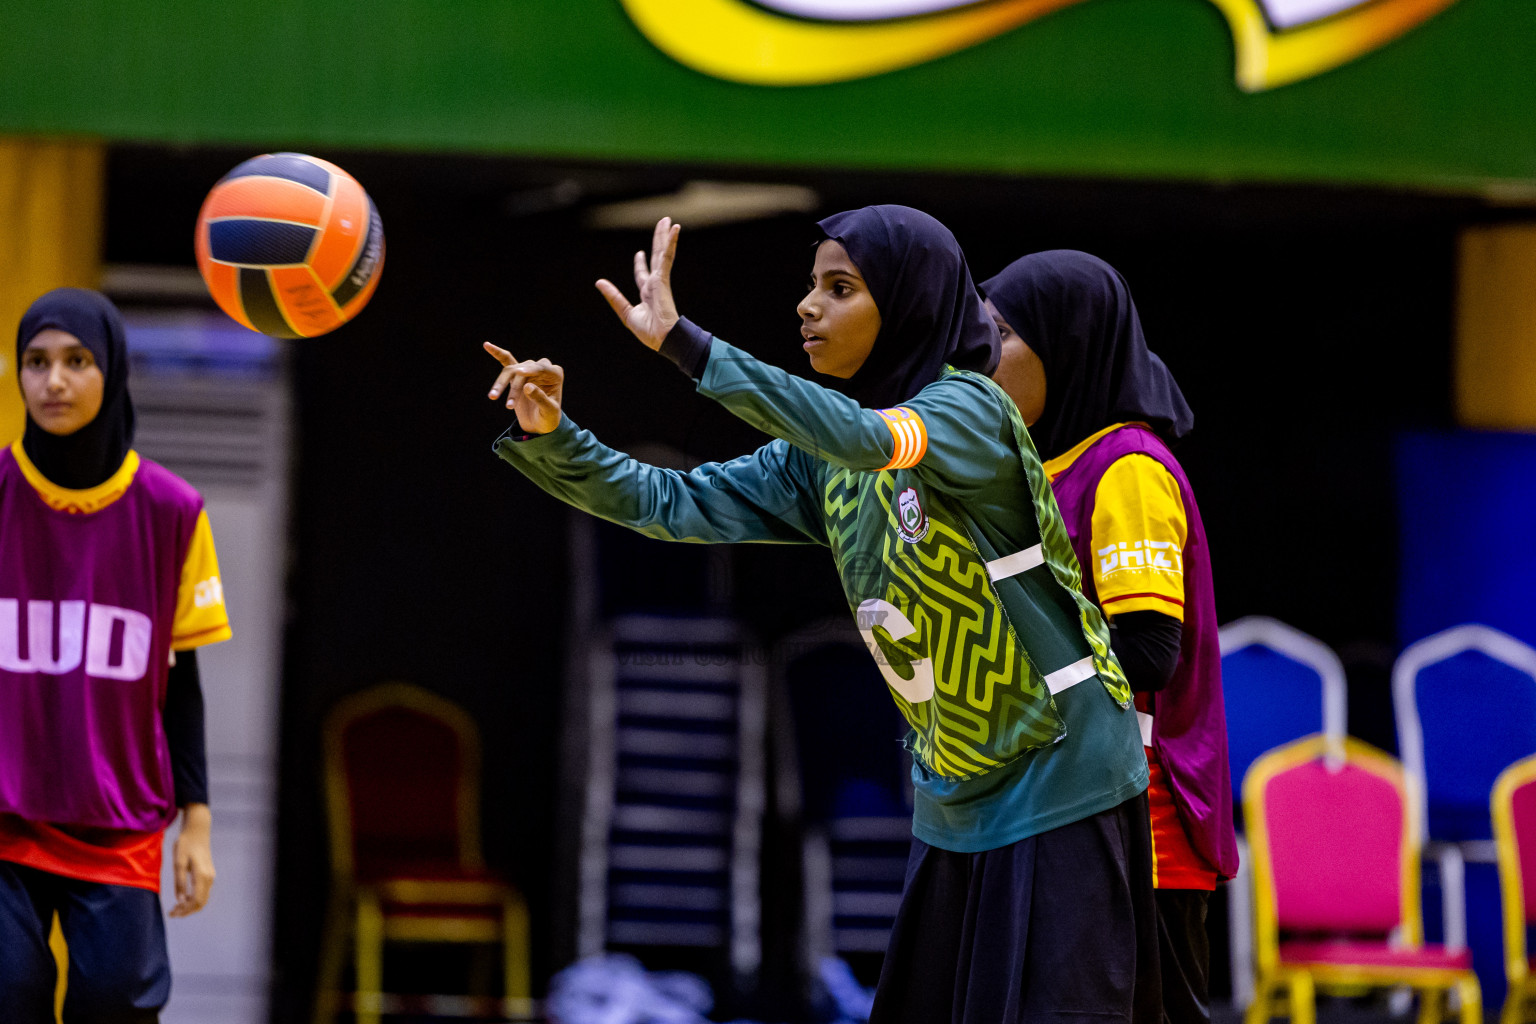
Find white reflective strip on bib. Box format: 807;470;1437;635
1138;711;1155;748
1044;656;1097;695
985;544;1043;582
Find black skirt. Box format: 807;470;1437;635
869;793;1161;1024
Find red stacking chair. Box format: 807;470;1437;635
1244;735;1481;1024
314;683;530;1024
1493;754;1536;1024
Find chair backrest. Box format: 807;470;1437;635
323;682;482;882
1244;735;1417;972
1221;617;1348;810
1492;754;1536;982
1395;624;1536;842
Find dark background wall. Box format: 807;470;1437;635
105;146;1491;1015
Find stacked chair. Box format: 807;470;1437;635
1242;735;1481;1024
1220;616;1349;1007
575;615;768;986
773;620;913;975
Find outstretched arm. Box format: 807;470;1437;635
483;348;824;545
591;218;1020;497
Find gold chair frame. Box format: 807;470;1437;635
1244;734;1481;1024
313;682;530;1024
1493;753;1536;1024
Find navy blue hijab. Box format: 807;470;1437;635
817;206;998;410
16;288;136;489
982;250;1192;461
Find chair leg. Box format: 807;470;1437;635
1243;972;1274;1024
502;894;531;1003
312;894;351;1024
1284;970;1320;1024
1229;840;1256;1010
1420;987;1446;1024
1286;971;1316;1024
1500;982;1518;1024
355;892;384;1024
1454;974;1483;1024
1505;976;1536;1024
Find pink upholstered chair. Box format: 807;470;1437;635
1244;735;1481;1024
1493;754;1536;1024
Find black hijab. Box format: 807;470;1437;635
981;250;1192;461
16;288;136;489
817;205;999;410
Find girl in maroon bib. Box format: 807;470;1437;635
0;289;231;1023
984;251;1238;1024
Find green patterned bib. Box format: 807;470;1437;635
821;369;1129;781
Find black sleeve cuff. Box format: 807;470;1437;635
658;317;713;380
493;415;571;447
163;649;209;806
1108;610;1184;694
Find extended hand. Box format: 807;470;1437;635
169;803;214;918
595;217;681;351
486;343;565;434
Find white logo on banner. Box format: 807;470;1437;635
752;0;971;19
1259;0;1372;30
753;0;1377;28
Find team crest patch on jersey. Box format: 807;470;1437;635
896;487;930;543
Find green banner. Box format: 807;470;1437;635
1;0;1531;188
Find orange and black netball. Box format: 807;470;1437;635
194;153;384;339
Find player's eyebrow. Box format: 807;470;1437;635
814;264;865;284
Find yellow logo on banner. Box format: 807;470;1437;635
618;0;1460;92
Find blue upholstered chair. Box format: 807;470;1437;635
1394;624;1536;1006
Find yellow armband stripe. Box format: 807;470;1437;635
877;407;928;470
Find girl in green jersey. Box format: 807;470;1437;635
485;209;1157;1023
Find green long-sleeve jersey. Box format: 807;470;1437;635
494;336;1147;852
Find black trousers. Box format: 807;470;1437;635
0;861;168;1024
870;793;1161;1024
1154;889;1210;1024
